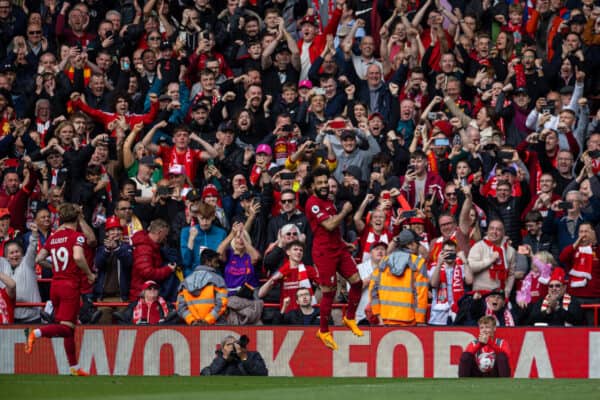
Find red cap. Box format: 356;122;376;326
549;268;566;284
104;216;122;231
370;241;388;250
0;208;10;219
142;280;159;291
407;217;425;225
300;15;318;27
368;112;385;121
433;120;453;137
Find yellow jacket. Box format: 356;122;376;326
176;266;228;325
369;250;429;325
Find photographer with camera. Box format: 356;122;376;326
200;334;268;376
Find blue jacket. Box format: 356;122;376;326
180;224;227;276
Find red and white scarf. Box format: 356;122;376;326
485;300;515;327
99;165;112;203
569;245;594;288
483;239;509;288
36;118;50;145
541;293;572;313
170;146;193;177
437;259;465;313
430;232;457;267
132;297;170;325
297;263;316;305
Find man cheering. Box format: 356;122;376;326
305;167;363;350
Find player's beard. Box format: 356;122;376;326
315;186;329;200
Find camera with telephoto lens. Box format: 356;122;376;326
228;335;250;361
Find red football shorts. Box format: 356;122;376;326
312;248;358;287
50;280;81;324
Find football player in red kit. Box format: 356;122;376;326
25;203;96;376
305;167;364;350
459;315;511;377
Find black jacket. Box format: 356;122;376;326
273;307;322;325
200;351;268;376
527;295;583;326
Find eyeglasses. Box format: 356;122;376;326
285;232;298;236
548;284;562;288
281;199;295;204
148;36;161;41
28;30;42;35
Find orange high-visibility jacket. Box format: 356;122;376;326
369;250;429;325
177;266;228;325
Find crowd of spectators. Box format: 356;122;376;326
0;0;599;328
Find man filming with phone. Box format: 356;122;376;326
544;190;596;251
201;334;268;376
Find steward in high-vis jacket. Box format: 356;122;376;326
369;229;429;326
177;249;228;325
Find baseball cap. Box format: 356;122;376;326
300;15;318;27
343;165;362;181
559;86;574;96
488;287;506;298
407;217;426;225
104;216;123;231
396;229;422;247
340;129;356;140
0;208;10;219
514;87;528;96
256;144;272;155
569;14;587;25
501;166;517;176
168;164;186;175
186;188;202;202
139;155;160;169
368;112;385;121
239;191;256;201
370;241;388;250
142;280;159;291
218;120;235;132
298;79;313;89
192;102;209;112
158;94;172;102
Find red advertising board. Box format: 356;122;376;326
1;326;599;378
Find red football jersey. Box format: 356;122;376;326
44;228;86;283
305;195;344;250
157;145;203;182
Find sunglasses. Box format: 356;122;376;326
281;199;295;204
28;30;42;34
548;284;562;288
285;232;298;236
445;192;457;197
148;36;161;41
